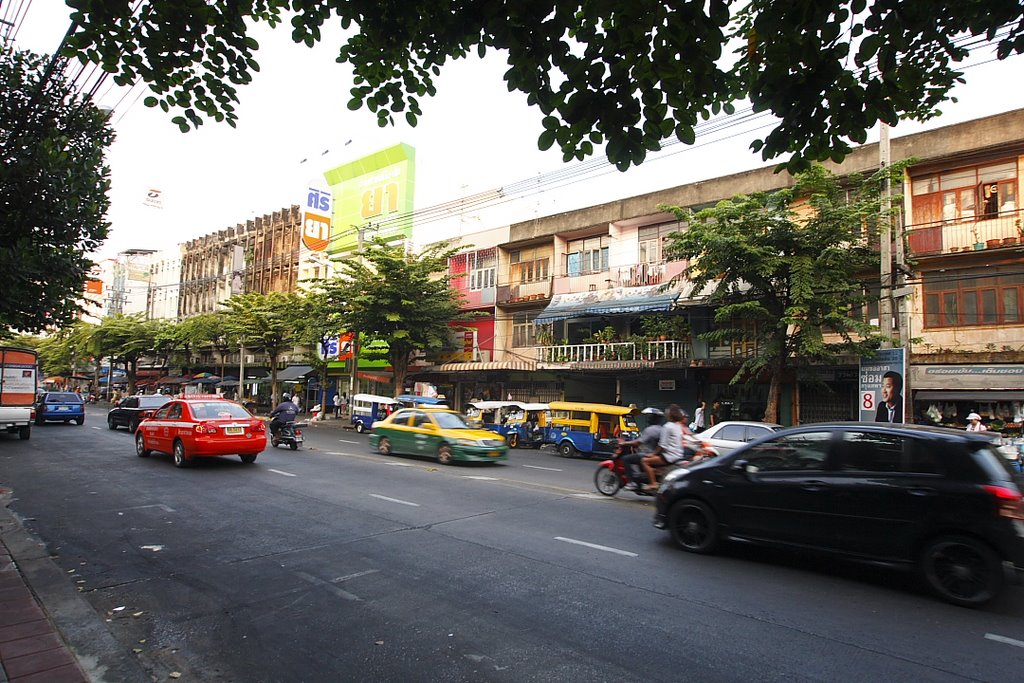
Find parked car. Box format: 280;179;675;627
653;422;1024;606
34;391;86;425
368;408;508;465
107;394;172;432
135;396;266;467
697;420;783;456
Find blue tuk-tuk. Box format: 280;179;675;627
544;401;640;458
502;402;549;448
351;393;401;433
396;394;448;409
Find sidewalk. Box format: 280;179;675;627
0;490;148;683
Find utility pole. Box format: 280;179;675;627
879;123;894;347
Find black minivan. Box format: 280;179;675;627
653;423;1024;606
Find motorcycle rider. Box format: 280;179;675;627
269;393;299;438
618;407;665;488
641;404;692;492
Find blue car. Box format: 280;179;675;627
34;391;86;425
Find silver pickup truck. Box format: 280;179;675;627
0;346;38;440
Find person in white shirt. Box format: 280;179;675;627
965;412;987;432
333;392;342;418
292;393;302;413
693;401;706;432
642;404;692;491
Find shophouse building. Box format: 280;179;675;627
414;108;1024;427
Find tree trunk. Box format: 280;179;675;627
127;358;138;396
269;351;279;407
390;348;409;397
761;335;789;424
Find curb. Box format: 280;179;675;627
0;491;149;683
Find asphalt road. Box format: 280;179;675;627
2;405;1024;682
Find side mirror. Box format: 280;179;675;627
731;459;750;474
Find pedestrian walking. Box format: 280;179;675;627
333;392;342;418
292;392;302;414
340;392;348;416
693;401;706;432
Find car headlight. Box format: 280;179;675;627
455;438;478;447
662;468;690;485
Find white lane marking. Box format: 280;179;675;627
385;462;413;467
522;464;562;472
121;504;176;513
338;439;360;444
268;468;297;478
140;545;164;552
327;451;346;455
296;571;361;601
333;569;379;583
91;426;102;430
462;476;498;481
555;536;638;557
369;493;420;507
985;633;1024;648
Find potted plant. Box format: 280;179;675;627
972;226;984;250
640;315;674;341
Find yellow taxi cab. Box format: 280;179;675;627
135;394;267;467
368;407;508;465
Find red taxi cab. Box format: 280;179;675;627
134;395;266;467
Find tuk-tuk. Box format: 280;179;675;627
544;401;640;458
465;401;523;431
502;402;550;448
396;394;448;409
351;393;401;433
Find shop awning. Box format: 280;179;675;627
534;284;681;324
277;365;314;381
433;360;537;373
915;391;1024;402
358;370;393;383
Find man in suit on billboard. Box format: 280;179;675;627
874;370;904;423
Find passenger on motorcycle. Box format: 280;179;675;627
269;394;299;437
619;407;664;488
641;404;693;491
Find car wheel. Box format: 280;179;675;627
240;454;258;464
74;417;84;425
437;444;454;465
107;416;117;430
135;433;151;457
557;441;577;458
129;418;140;433
919;535;1005;607
355;422;365;434
507;433;519;449
172;440;191;468
377;437;392;456
18;426;30;440
669;499;720;554
594;467;621;496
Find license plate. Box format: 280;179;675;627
488;451;499;457
225;426;244;435
56;406;69;411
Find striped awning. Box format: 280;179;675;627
433;360;537;373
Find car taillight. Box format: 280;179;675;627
982;484;1024;520
193;422;218;434
253;421;265;432
294;429;302;438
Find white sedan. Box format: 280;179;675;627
697;421;783;456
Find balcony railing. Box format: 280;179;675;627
535;339;690;365
906;208;1024;256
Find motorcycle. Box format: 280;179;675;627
594;438;719;498
270;421;307;450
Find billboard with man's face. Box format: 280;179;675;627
859;348;906;423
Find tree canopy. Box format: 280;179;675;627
661;164;904;423
0;47;113;334
63;1;1024;171
220;292;305;402
317;237;465;395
